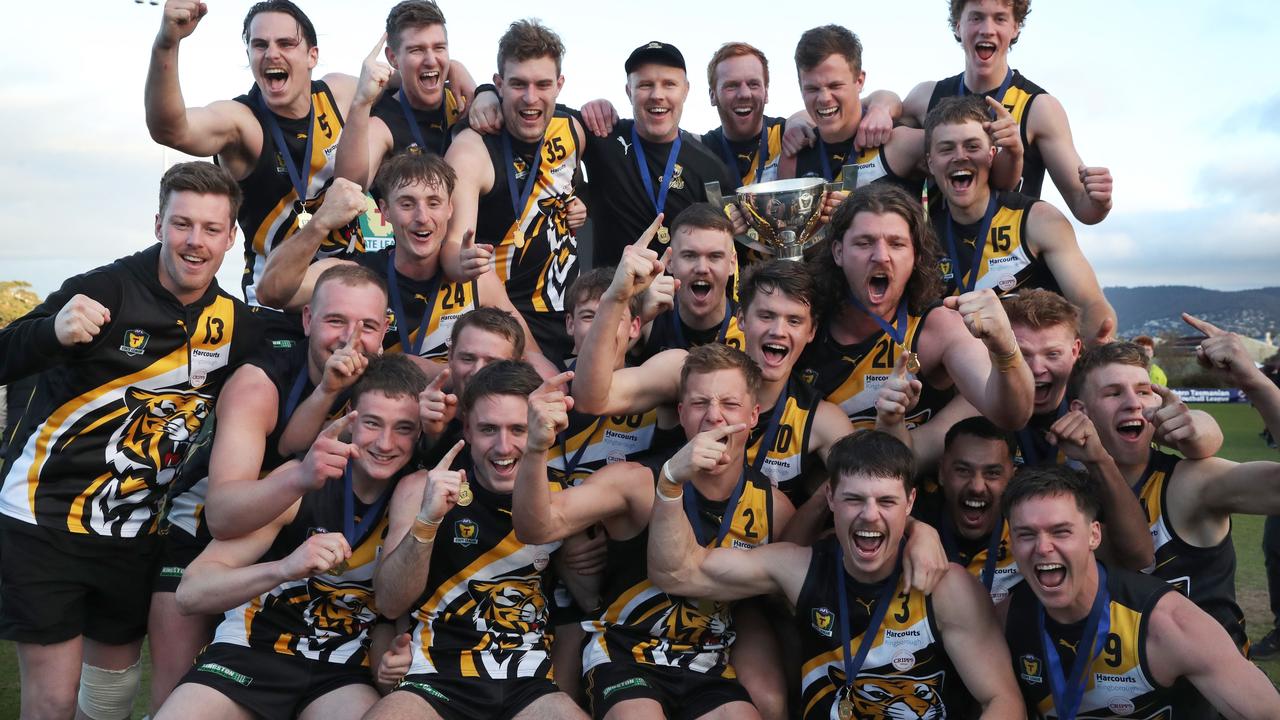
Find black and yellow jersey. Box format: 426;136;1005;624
583;467;775;678
354;248;476;363
931;191;1060;297
793;135;922;198
0;246;258;540
928;70;1048;198
475;112;581;359
701;116;785;186
639;302;745;359
230;81;363;307
1006;564;1213;718
797;306;954;430
360;89;464;252
548;410;657;488
210;470;397;666
913;484;1023;603
406;457;560;680
744;377;821;504
795;536;963;720
1133;449;1246;651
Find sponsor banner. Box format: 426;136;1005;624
1171;387;1248;403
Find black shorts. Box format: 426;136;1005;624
180;642;371;719
585;661;752;720
153;524;206;593
0;518;159;645
393;673;561;720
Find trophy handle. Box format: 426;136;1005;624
840;164;859;191
705;180;759;249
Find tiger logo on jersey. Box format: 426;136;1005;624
305;578;376;641
108;388;211;496
825;668;945;720
652;598;733;648
468;576;547;645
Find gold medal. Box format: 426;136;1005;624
656;226;671;244
837;698;854;720
457;481;474;507
905;351;921;375
513;229;525;249
328;559;349;576
296;211;312;228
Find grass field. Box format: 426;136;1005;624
0;403;1276;716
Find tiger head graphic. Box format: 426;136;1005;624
653;598;733;648
824;668;945;720
468;576;547;642
108;388;211;494
305;578;376;641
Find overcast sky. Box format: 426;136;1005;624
3;1;1276;298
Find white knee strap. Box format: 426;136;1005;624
78;660;142;720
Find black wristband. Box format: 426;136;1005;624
474;83;498;97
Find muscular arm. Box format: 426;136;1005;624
440;131;495;282
175;504;297;615
512;447;641;544
932;567;1025;719
1026;202;1116;346
811;400;856;463
372;473;437;619
777;490;830;547
1027;94;1111;225
256;215;352;310
926;307;1034;430
1148;590;1280;719
648;483;808;602
145;47;248;160
900;81;937;128
203;366;280;539
333;98;393;191
1086;453;1155;571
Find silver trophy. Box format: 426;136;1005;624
706;166;856;261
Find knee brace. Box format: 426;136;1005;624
78;660;142;720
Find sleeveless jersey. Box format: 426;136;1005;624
475;114;581;339
360;89;463;252
583;467;775;678
640;302;745;358
744;377;821;503
210;471;398;665
1133;449;1246;650
406;458;561;680
793;136;921;197
1015;409;1072;467
701;116;785;186
928;70;1048;198
548;409;657;488
355;248;476;362
931;191;1059;297
231;81;362;307
0;246;255;539
797;306;954;429
1006;565;1212;718
796;536;961;720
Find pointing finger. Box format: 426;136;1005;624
538;370;575;394
890;347;909;379
636;214;664;248
436;439;466;470
321;411;357;440
707;423;750;441
367;33;387;62
1151;384;1180;407
461;229;475;248
983;95;1009;116
427;367;451;392
1181;313;1222;337
660;247;673;272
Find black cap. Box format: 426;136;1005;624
624;41;686;74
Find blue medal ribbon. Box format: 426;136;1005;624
1016;398;1069;466
341;463;396;556
284;366;310;422
671;301;734;349
958;68;1014;120
501;130;544;236
396;89;448;155
717;122;771;185
939;515;1004;590
943;194;999;294
556;417;606;485
631;124;682;221
816;134;841;183
683;471;747;547
1038;562;1111;720
750;379;789;473
835;539;906;699
256;93;314;217
845;293;909;347
385;248;444;356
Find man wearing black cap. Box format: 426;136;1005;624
586;41;741;268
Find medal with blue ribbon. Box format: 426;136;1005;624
256;92;315;227
632;123;682;244
330;463;396;575
397;89;449;156
683;471;747;548
385;248;444;356
834;538;906;720
501;130;544;250
943;194;999;294
1037;562;1111;720
750;379;789;473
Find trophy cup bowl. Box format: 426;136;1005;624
733;177;828;261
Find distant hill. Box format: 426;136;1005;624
1105;286;1280;339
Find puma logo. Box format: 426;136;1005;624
618;137;631;156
